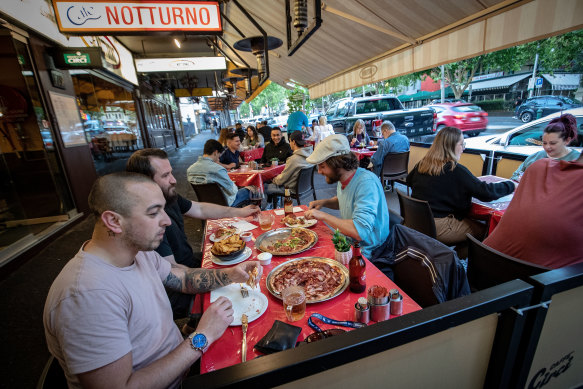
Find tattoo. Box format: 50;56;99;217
182;269;232;294
163;272;182;291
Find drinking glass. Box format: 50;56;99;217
258;212;275;231
282;286;306;322
249;186;264;220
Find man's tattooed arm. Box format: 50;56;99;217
163;267;232;294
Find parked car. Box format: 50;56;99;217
514;95;582;123
427;103;488;136
465;107;583;157
430;98;466;104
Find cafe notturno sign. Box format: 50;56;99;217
51;0;221;34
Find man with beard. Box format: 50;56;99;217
304;135;390;259
127;148;259;317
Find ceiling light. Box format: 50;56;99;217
174;38;181;49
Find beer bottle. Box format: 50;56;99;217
349;242;366;293
284;188;293;215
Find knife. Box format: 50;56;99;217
241;314;248;362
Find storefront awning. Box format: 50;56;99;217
470;74;531;91
542;73;581;90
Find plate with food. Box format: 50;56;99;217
255;227;318;256
266;257;349;303
282;214;317;228
210;283;268;326
210;235;246;261
211;247;252;266
209;225;240;242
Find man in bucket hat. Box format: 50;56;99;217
305;135;390;259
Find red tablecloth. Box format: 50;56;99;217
197;206;422;373
240;147;264;162
470;175;513;234
228;164;285;190
350;148;375;160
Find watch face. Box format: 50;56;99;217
192;333;207;348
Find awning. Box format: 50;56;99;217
398;87;468;102
469;74;531;91
542;73;581;90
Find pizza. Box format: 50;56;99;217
246;266;259;288
261;228;316;255
212;225;238;241
268;258;346;302
282;214;306;225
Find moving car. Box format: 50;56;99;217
427;102;488;136
465;107;583;157
514;95;582;123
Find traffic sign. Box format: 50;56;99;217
535;77;543;88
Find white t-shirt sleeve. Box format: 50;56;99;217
149;251;172;281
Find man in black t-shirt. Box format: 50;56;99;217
127;148;259;318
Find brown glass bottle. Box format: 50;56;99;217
349;242;366;293
284;188;293;215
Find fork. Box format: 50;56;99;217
241;314;248;362
240;283;249;298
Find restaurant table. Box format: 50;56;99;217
350;147;375;160
240;147;264;162
470;175;514;234
196;206;422;373
228;164;285;190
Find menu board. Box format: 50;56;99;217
48;91;87;148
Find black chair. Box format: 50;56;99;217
37;356;67;389
392;246;441;308
466;233;550;291
397;190;436;238
190;182;229;207
272;165;317;207
381;151;409;193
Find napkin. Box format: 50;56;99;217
230;220;257;232
274;207;303;216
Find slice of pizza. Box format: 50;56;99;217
246;266;259;288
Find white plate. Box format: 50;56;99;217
211;247;252;266
284;217;317;228
210;228;241;242
210;283;269;326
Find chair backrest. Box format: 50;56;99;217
393;247;441;307
397;191;437;238
495;157;523;179
190;182;229;206
466;233;550;291
294;165;317;205
381;151;409;178
459;151;486;177
407;144;429;172
37;356;67;389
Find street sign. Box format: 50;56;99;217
535;77;543;88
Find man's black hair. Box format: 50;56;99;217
203;139;225;155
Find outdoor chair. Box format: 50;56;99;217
392;246;441;308
272;165;317;207
37;355;67;389
190;182;229;207
381;151;409;193
466;233;550;291
397;190;436;239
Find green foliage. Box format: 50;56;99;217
286;86;316;113
474;99;507;112
332;229;351;252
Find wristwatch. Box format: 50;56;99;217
188;332;209;353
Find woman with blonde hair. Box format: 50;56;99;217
217;128;230;147
348;119;371;147
406;127;515;249
310;115;335;144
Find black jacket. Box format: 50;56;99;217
258;125;272;143
261;139;292;163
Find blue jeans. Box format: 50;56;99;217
231;188;251;207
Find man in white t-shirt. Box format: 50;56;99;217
43;172;261;389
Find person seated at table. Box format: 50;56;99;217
127;149;259;318
261;127;292;165
309;115;335;145
257;120;272;144
234;122;246;143
306;119;318;138
348;119;371;147
242;125;264;149
217;128;230;147
407;127;515;250
304;135;390;260
43;172;262;389
483;152;583;269
264;131;314;202
369;120;410;176
511;113;580;181
187;140;251;208
219;133;243;169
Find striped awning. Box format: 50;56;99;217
470;74;531;91
542;73;581;90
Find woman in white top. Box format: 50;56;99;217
310;116;335;144
242;125;265;149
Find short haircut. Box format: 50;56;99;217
325;153;359;171
381;121;395;132
226;132;239;140
88;172;155;217
544;113;578;143
262;120;268;125
271;127;282;134
126;148;168;179
204;139;224;155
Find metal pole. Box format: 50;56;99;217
529;52;539;98
440;65;445;103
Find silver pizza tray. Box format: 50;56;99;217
265;257;349;303
255;227;318;256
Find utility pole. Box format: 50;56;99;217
529;52;539;98
440;65;445;103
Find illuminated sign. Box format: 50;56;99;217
51;47;103;69
135;57;226;72
52;0;221;33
